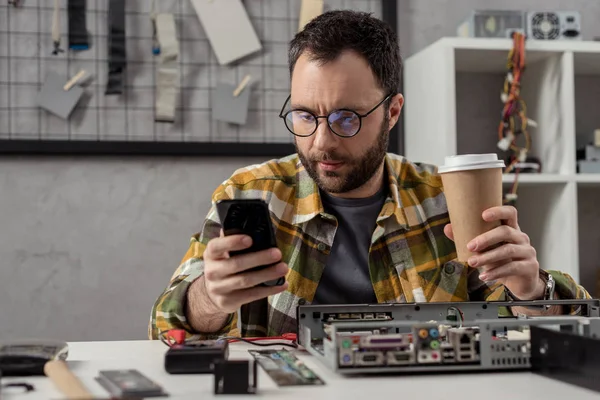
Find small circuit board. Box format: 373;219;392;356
249;349;325;386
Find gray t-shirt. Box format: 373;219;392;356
312;186;387;305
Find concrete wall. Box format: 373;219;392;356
0;156;263;341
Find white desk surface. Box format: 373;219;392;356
2;340;597;399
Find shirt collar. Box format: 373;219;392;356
292;153;409;229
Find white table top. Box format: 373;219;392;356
2;340;597;399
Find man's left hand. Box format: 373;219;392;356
444;205;544;300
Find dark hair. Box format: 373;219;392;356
288;10;401;96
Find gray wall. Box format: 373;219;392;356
3;0;600;341
0;156;263;341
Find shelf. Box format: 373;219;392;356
502;174;571;184
430;37;600;73
576;174;600;185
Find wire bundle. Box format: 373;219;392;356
498;32;534;203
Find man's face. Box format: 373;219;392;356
290;50;399;195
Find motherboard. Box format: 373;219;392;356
297;300;600;374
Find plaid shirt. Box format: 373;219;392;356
149;153;591;339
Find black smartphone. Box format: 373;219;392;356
215;199;285;287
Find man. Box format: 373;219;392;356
149;10;590;340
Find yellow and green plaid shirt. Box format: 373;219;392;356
149;153;590;339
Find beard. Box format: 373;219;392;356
296;115;390;194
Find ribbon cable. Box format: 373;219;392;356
68;0;89;51
106;0;126;95
154;11;179;122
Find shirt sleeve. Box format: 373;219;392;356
549;270;592;315
148;192;240;340
468;265;592;316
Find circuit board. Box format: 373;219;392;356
249;349;325;386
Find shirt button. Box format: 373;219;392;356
444;263;455;274
317;243;326;252
298;299;306;305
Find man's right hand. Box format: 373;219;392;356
186;233;289;333
202;233;289;313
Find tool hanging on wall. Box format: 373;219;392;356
37;70;89;120
51;0;64;55
68;0;90;51
213;75;252;125
497;32;539;206
189;0;262;65
152;0;180;123
298;0;324;32
105;0;126;95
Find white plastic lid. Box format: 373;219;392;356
437;154;505;174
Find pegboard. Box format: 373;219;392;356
0;0;397;156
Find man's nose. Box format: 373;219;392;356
312;118;339;153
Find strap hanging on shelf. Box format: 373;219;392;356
105;0;126;95
154;12;180;122
51;0;64;55
68;0;89;51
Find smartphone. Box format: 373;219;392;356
215;199;285;287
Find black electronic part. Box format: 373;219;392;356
530;326;600;394
214;360;257;395
164;340;229;374
0;341;68;377
96;369;168;398
216;199;285;287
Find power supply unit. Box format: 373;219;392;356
457;10;582;40
457;10;526;39
527;11;581;40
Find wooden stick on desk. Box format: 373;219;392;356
44;360;93;400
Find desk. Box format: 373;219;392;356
2;340;597;399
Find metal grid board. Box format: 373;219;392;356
0;0;389;155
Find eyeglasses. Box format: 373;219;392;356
278;94;392;138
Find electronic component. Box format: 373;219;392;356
457;10;526;38
0;340;68;376
414;324;442;364
96;369;168;398
297;299;600;375
216;199;284;287
530;325;600;394
164;339;229;374
527;11;581;40
249;349;325;386
456;10;582;40
214;359;257;395
447;327;478;362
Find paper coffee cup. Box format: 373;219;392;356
438;154;505;263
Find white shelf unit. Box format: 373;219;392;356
404;37;600;291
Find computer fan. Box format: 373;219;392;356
527;11;581;40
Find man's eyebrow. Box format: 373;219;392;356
289;102;367;113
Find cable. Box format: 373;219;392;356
498;32;534;206
447;306;464;328
158;330;298;348
220;336;298;348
